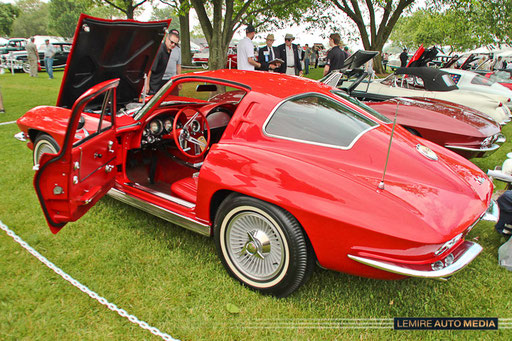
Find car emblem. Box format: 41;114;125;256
474;176;485;185
416;144;438;161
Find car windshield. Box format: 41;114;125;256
470;74;496;86
265;94;378;149
441;74;456;87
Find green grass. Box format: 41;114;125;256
1;70;512;340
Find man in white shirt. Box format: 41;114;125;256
43;39;56;79
237;24;261;71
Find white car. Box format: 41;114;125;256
351;67;511;125
442;68;512;109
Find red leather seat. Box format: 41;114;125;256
171;176;198;203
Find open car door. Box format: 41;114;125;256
34;79;120;234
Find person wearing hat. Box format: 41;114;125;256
237;24;261;71
258;34;280;71
276;33;302;76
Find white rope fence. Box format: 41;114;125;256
0;220;179;341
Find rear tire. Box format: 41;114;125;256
214;194;314;297
33;134;60;165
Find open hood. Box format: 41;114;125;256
343;50;379;70
57;14;171;108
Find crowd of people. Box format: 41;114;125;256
237;25;352;77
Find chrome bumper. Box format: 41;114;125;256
480;199;499;222
348;241;482;280
445;144;501;158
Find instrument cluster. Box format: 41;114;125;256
141;114;182;146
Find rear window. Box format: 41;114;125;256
265;94;377;149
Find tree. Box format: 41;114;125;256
48;0;92;38
189;0;314;70
157;0;192;66
11;0;49;37
96;0;149;19
0;3;21;36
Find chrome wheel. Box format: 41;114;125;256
225;209;287;283
214;194;315;297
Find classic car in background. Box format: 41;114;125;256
321;52;506;159
192;46;237;69
349;67;511;125
486;70;512;90
1;42;71;73
16;15;499;297
443;68;512;108
0;38;27;55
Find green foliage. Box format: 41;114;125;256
95;0;149;19
0;3;21;36
151;6;180;32
11;0;49;37
48;0;92;38
392;1;512;51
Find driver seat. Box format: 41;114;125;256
171;174;199;203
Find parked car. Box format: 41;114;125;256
16;15;499;297
485;70;512;90
0;38;27;55
192;46;237;69
442;68;512;109
321;52;506;159
348;67;511;125
1;42;71;73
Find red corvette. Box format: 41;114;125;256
16;15;499;297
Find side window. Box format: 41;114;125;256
74;89;114;146
265;95;377;148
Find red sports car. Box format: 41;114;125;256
16;15;498;297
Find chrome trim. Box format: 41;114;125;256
347;241;482;279
480;199;499;222
107;188;211;236
117;122;141;131
445;144;501;154
496;134;507;144
125;182;195;209
262;92;379;151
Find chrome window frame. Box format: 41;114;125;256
262;92;379;151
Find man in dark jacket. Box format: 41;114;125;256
400;48;408;67
258;34;280;71
276;33;302;76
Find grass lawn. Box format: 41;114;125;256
1;70;512;340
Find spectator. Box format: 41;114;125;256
382;52;389;71
323;33;345;76
0;86;5;113
237;24;260;71
148;31;181;94
343;45;350;58
303;44;312;75
43;39;56;79
26;37;38;77
313;46;319;68
399;48;408;67
276;33;302;76
258;34;280;71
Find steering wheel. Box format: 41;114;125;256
173;107;211;158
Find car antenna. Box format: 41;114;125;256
378;100;400;190
141;73;148;103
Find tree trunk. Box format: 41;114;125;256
179;11;192;66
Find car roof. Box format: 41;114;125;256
174;69;333;99
395;67;458;91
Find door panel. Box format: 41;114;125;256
34;79;120;233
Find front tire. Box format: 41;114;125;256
214;194;314;297
33;133;59;165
